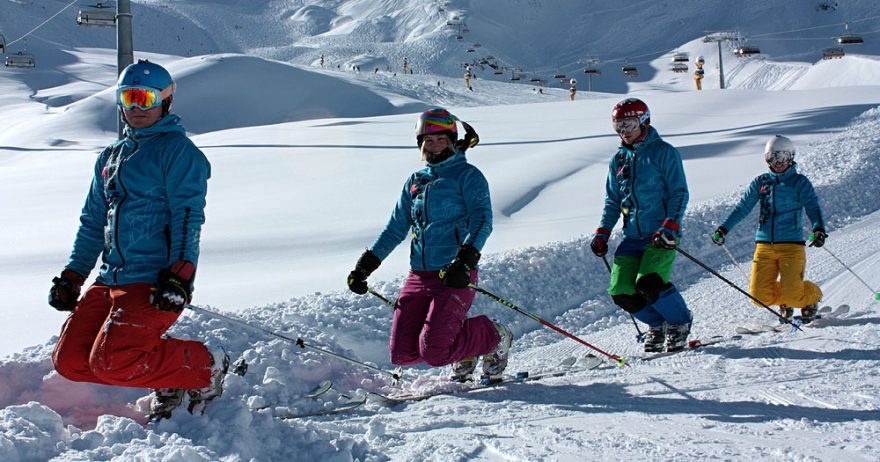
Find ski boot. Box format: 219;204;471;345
665;323;691;353
148;388;185;422
450;357;478;382
799;304;818;324
481;321;513;383
643;325;665;353
187;343;230;415
779;305;794;324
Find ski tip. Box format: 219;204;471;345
874;292;880;301
515;371;529;380
615;357;626;367
687;339;702;349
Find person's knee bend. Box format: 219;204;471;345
612;293;646;314
636;273;671;304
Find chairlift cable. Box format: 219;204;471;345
5;0;80;48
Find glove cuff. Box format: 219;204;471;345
813;227;825;234
61;268;86;287
454;244;481;269
356;250;381;274
660;219;680;234
168;261;196;281
594;227;611;238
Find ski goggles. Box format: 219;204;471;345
116;85;173;110
612;117;640;134
765;149;793;165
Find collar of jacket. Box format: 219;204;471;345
124;114;186;141
425;150;467;171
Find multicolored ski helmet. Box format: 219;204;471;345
611;98;650;125
416;108;458;146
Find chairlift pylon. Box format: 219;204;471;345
76;2;116;27
5;51;36;68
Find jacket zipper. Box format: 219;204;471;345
630;151;642;237
111;141;136;284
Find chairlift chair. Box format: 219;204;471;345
553;73;566;79
529;77;541;83
622;65;639;77
462;26;470;33
76;2;116;27
0;34;6;54
822;46;845;59
734;45;761;57
456;35;463;41
466;48;475;52
5;51;36;68
671;62;688;73
584;66;601;75
494;70;503;75
472;43;481;48
837;34;864;45
672;53;689;63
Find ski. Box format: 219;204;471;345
365;355;603;407
306;379;333;398
735;304;850;335
638;335;743;361
272;392;369;420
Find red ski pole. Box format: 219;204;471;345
470;284;626;366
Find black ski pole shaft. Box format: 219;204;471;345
469;284;625;365
186;304;403;381
368;288;395;308
819;246;880;300
674;247;803;332
603;255;644;341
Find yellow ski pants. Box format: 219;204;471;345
750;243;822;309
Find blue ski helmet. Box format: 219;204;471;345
117;59;175;96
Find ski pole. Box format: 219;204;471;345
817;246;880;301
721;243;750;285
469;284;625;366
368;287;396;308
186;304;403;381
673;247;803;332
603;255;645;343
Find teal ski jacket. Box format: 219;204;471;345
370;151;492;270
67;114;211;285
720;163;824;244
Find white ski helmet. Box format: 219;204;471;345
764;135;795;165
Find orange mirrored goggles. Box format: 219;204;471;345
116;85;172;110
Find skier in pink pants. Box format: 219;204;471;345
347;108;513;382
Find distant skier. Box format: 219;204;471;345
569;78;577;101
711;135;826;323
48;60;227;422
589;98;693;353
346;108;512;382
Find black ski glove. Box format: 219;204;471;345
590;227;611;257
711;226;728;246
809;228;827;248
152;261;195;313
347;250;381;295
440;244;481;288
49;269;86;311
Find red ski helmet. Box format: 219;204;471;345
611;98;651;126
416;108;458;146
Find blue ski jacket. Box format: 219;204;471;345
66;114;211;286
720;163;825;244
370;151;492;270
599;126;689;239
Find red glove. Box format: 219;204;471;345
652;219;679;249
590;228;611;257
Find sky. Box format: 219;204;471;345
1;0;880;460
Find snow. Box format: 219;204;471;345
2;0;880;460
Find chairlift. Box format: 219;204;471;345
584;66;601;75
466;48;475;52
0;34;6;54
76;2;116;27
485;55;495;60
494;70;503;75
622;65;639;77
734;45;761;57
822;46;845;59
837;33;864;45
671;62;688;73
456;35;463;41
472;43;481;48
462;26;470;33
553;73;566;79
5;51;36;68
672;53;689;63
529;77;542;83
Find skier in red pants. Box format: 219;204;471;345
49;60;226;421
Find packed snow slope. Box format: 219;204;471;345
2;0;880;460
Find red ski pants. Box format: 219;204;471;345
389;270;500;367
52;283;212;389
